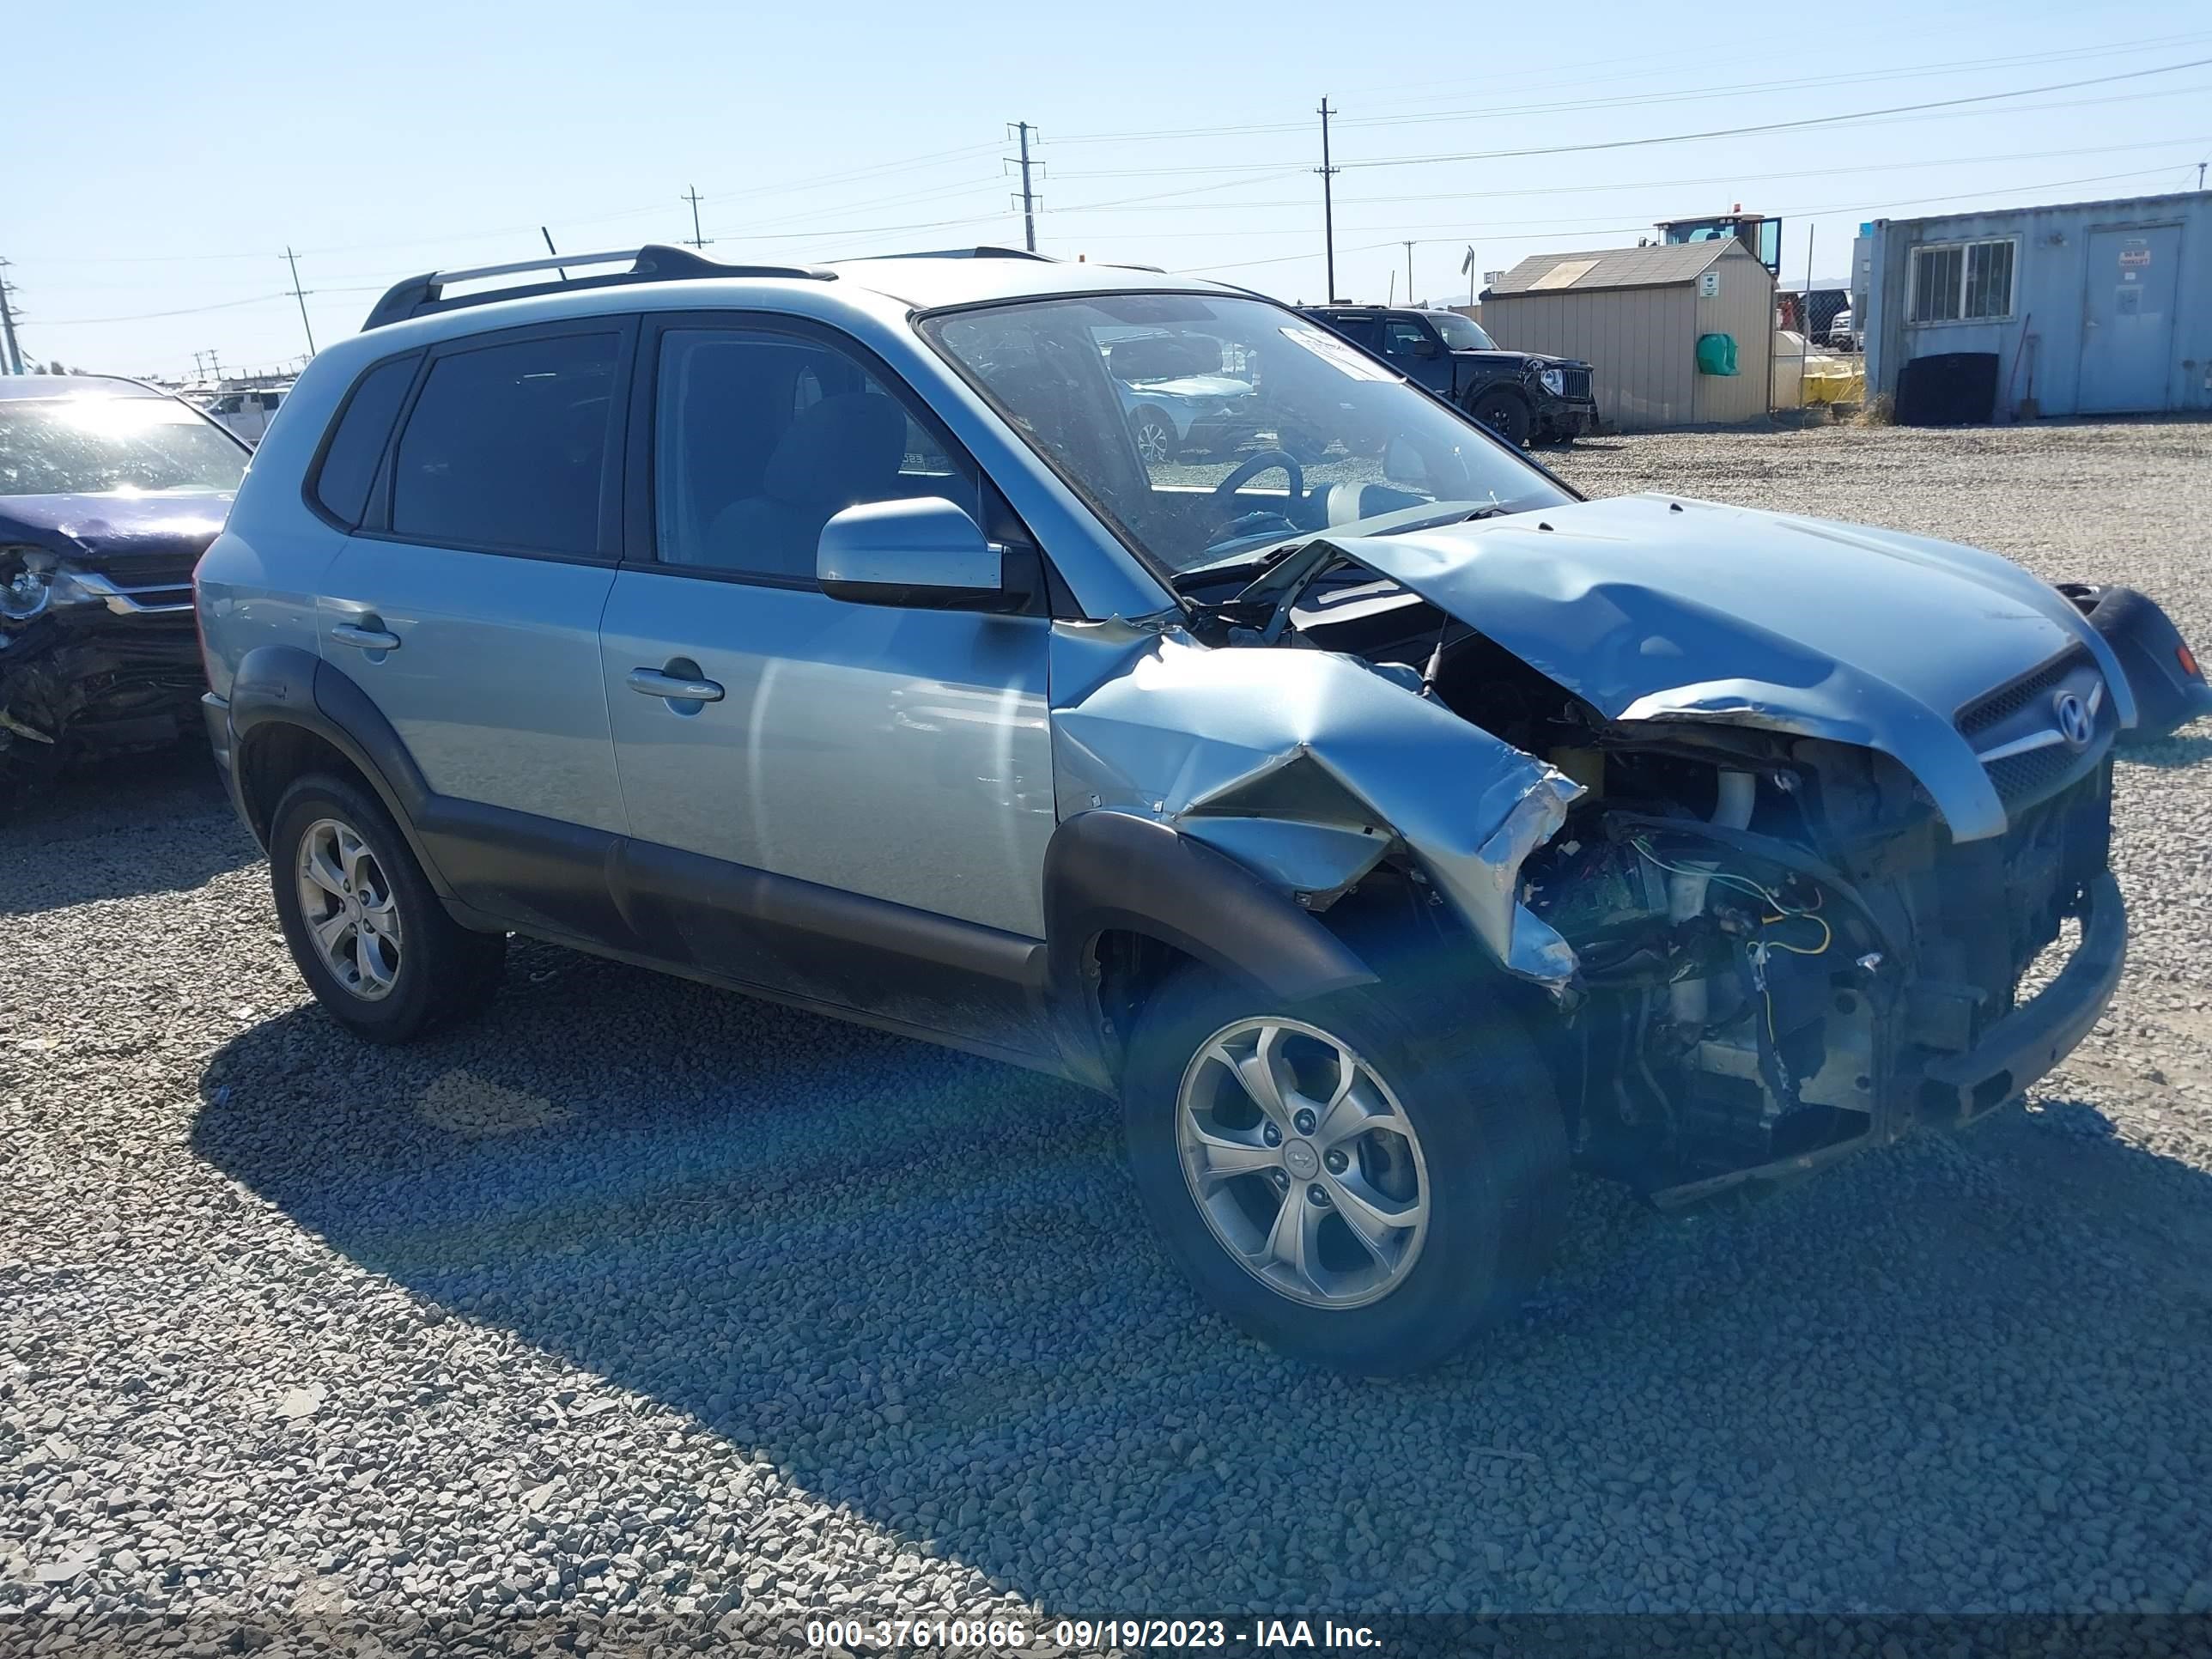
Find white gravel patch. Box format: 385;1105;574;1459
3;420;2211;1653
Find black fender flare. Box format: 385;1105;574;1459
225;644;453;896
1042;811;1379;1082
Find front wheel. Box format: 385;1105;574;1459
1127;405;1182;466
1121;963;1565;1374
1468;391;1532;447
270;771;507;1043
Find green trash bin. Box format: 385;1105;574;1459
1696;332;1739;376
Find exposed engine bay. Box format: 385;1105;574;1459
1114;521;2141;1206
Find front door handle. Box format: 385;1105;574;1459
331;622;401;652
628;666;725;703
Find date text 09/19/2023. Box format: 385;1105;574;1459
803;1617;1384;1650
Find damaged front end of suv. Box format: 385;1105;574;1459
1055;490;2197;1206
924;291;2207;1212
0;380;248;800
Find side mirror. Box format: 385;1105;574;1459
818;496;1024;612
1415;338;1443;359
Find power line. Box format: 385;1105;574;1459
1043;60;2212;181
1045;135;2210;215
1046;32;2212;147
1334;57;2212;172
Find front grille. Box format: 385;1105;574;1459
1561;367;1592;400
1957;645;2087;737
1986;744;2084;807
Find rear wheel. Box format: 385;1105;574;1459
1469;391;1532;447
1121;963;1566;1374
270;771;506;1043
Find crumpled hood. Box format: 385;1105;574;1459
1326;493;2134;842
0;489;233;571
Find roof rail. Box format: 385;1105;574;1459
841;246;1058;263
362;244;836;331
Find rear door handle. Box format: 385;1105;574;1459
330;622;401;652
628;667;725;703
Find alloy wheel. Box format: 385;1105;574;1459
295;817;403;1000
1175;1017;1431;1309
1132;414;1176;465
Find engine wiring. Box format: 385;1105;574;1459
1628;836;1835;1058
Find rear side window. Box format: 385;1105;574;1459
390;331;620;556
312;356;418;528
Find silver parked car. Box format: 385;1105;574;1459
194;244;2208;1373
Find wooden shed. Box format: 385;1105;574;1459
1480;241;1774;429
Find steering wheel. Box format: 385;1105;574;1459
1200;448;1305;544
1211;447;1304;505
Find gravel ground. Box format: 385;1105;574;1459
4;419;2212;1655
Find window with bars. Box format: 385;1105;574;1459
1908;238;2016;325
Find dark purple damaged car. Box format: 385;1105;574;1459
0;376;249;797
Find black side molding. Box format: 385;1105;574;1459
1043;809;1378;1017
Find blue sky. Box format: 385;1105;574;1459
9;0;2209;380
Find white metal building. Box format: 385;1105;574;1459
1865;190;2212;419
1480;241;1774;429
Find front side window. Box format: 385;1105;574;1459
922;293;1569;580
1909;239;2015;325
1430;312;1498;351
0;396;246;496
1380;318;1434;357
653;327;972;581
390;331;620;556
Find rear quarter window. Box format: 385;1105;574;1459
310;355;420;528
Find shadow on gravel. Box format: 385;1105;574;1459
2119;731;2212;770
0;742;253;915
191;945;2212;1616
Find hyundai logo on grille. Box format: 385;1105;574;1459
2052;689;2095;750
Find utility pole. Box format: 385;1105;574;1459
1402;241;1415;307
1316;99;1340;303
283;246;316;356
1009;123;1039;253
682;186;712;250
2200;160;2207;190
0;260;22;375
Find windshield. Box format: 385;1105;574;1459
922;294;1567;578
0;396;247;497
1429;312;1498;350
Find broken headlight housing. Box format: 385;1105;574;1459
0;547;98;628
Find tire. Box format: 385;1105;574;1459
1121;960;1566;1375
1468;391;1532;447
1127;405;1181;466
269;770;507;1043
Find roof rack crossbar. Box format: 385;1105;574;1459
362;244;836;331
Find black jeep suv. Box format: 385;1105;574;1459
1304;306;1596;447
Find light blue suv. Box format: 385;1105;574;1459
196;245;2201;1372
